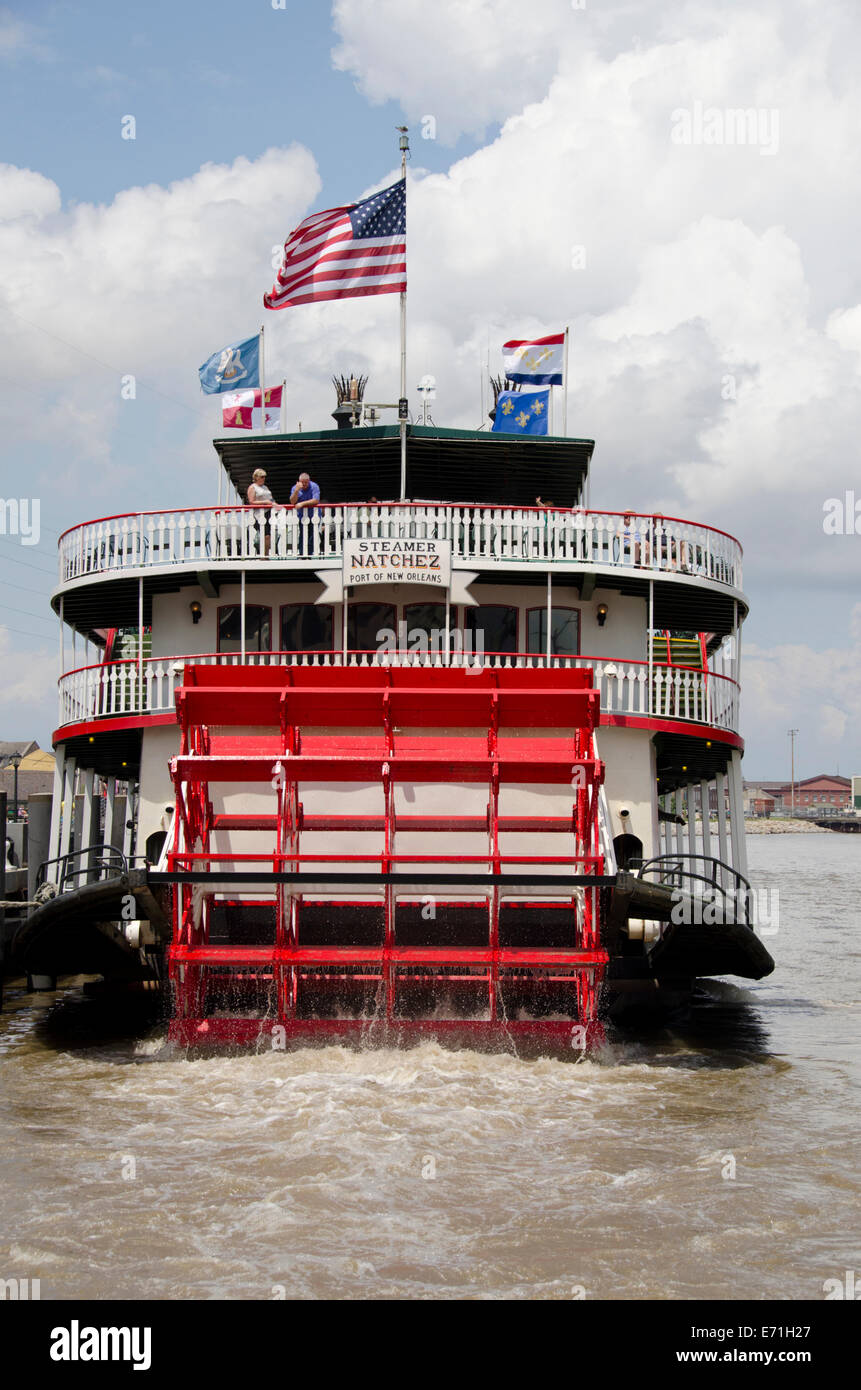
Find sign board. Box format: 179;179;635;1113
343;536;451;589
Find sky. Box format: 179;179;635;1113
0;0;860;780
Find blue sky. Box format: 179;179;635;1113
1;0;860;781
1;1;479;206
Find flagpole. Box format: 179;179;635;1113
398;129;409;500
259;323;265;436
280;378;286;432
562;325;569;437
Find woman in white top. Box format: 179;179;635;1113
246;469;276;554
247;469;274;505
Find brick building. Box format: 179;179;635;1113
761;774;851;812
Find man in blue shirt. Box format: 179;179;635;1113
290;472;320;554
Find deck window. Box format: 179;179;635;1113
348;603;397;653
526;607;580;656
217;605;271;653
402;603;458;652
464;605;518;655
280;603;334;653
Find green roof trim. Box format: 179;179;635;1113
212;424;596;510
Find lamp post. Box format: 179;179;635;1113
8;752;22;821
788;729;798;817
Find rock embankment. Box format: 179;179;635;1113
744;817;832;835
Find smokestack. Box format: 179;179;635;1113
332;374;368;429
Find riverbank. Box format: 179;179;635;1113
744;817;831;834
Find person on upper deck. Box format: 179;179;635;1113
291;472;321;553
247;469;273;507
246;468;276;554
290;472;320;516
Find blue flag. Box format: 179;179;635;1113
199;334;260;394
492;389;550;435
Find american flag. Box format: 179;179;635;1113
264;179;406;310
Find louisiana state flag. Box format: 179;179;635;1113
492;389;550;435
199;333;260;394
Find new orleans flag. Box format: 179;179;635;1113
492;389;550;435
502;332;564;385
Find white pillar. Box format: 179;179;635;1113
104;778;118;853
48;744;66;874
122;783;136;861
700;779;712;860
240;570;246;661
647;580;654;715
727;751;748;877
715;769;729;866
686;783;697;860
81;767;97;881
545;571;552;665
59;757;77;862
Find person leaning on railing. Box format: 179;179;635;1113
290;472;321;555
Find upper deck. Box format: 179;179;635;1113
53;427;744;632
55;499;744;628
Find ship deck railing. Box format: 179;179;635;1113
57;504;743;590
57;649;740;734
35;843;139;894
636;854;754;923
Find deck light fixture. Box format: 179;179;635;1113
596;603;608;627
190;601;203;624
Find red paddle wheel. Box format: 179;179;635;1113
165;664;608;1050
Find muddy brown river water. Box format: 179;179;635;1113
0;834;858;1301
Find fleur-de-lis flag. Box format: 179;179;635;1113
492;389;550;435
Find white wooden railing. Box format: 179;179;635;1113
57;651;740;733
58;505;743;589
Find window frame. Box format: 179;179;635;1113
463;604;520;656
402;602;460;652
347;601;398;654
216;604;272;654
279;602;336;654
525;605;581;657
